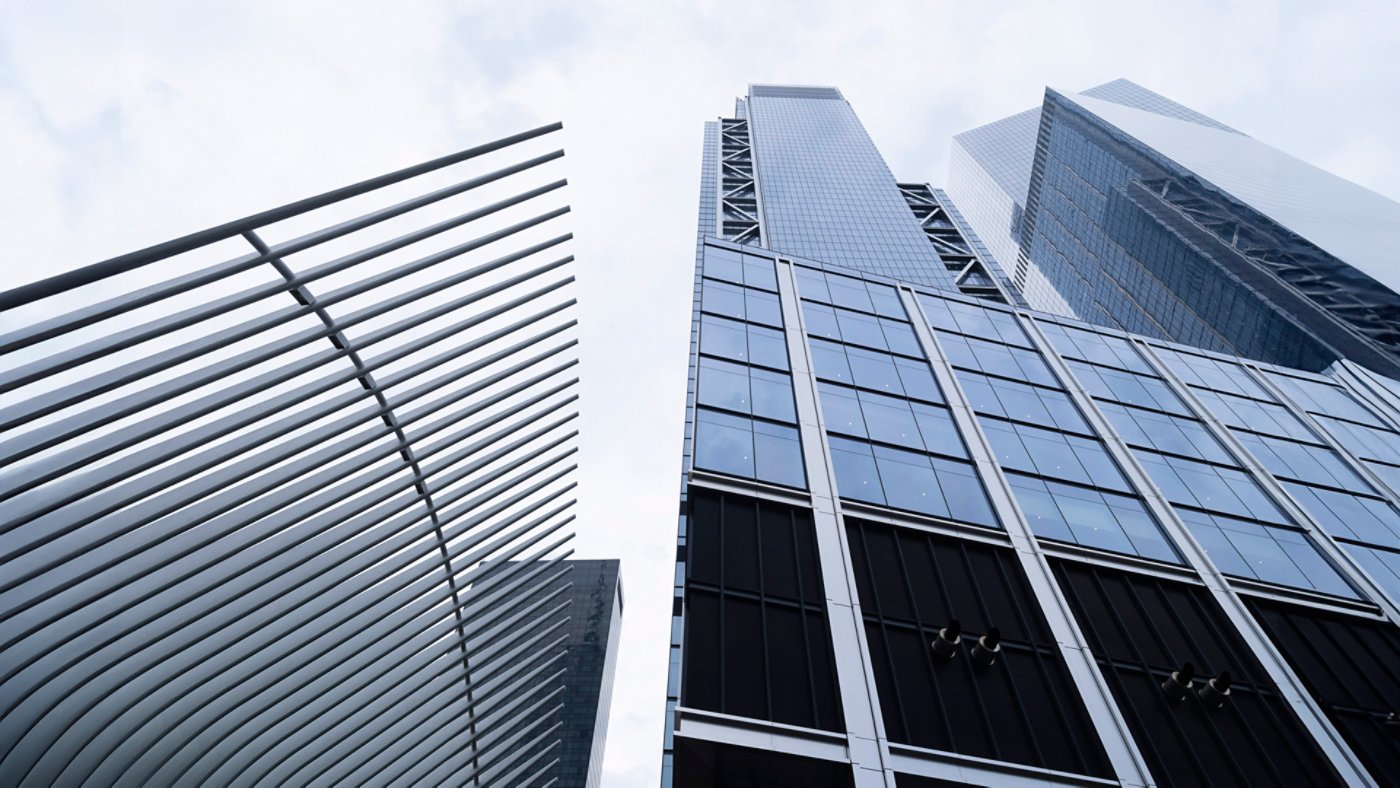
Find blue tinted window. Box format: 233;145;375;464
1006;473;1179;562
829;436;884;505
1268;373;1380;425
919;294;1031;347
1236;432;1371;493
694;408;804;489
747;325;789;371
753;421;805;488
751;367;796;423
1099;402;1232;464
1068;360;1188;415
1281;482;1400;549
836;309;888;350
703;246;744;285
1316;416;1400;465
699;314;748;363
1345;544;1400;604
698;358;795;423
1179;509;1356;598
828;437;993;527
957;370;1088;433
744;289;783;328
819;383;866;438
937;331;1057;386
880;319;923;357
1134;450;1290;524
695;409;754;478
701;279;747;320
802;302;841;341
741;254;778;291
911;402;967;459
827;272;875;312
847;346;903;394
1158;349;1267;398
859;390;922;449
794;266;831;302
982;419;1130;492
1040;321;1152;373
1194;388;1314;441
697;358;752;414
809;339;852;385
894;357;942;403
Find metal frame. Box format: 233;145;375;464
0;124;579;786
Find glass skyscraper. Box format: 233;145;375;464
664;84;1400;787
949;79;1400;381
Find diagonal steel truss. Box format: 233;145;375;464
897;182;1010;303
718;118;763;245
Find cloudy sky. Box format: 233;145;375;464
3;1;1398;784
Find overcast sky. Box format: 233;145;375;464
3;1;1398;785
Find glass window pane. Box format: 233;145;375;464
750;367;796;423
702;279;747;321
867;283;905;318
828;275;874;312
703;246;744;284
802;302;841;341
809;339;852;385
695;409;754;478
748;324;789;371
836;309;887;350
700;315;749;364
873;445;946;518
847;347;903;395
933;457;996;527
880;318;923;357
819;383;866;438
858;391;921;449
744;289;783;328
697;358;751;414
742;255;778;291
912;402;967;459
895;357;942;403
754;421;805;488
830;436;883;505
795;267;831;302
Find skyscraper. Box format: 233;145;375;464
479;560;623;788
665;84;1400;787
948;79;1400;380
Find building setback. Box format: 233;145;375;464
663;85;1400;787
949;79;1400;380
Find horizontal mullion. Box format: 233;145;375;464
0;219;569;433
0;178;568;389
0;122;563;314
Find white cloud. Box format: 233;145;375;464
2;2;1397;785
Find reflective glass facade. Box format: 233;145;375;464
668;86;1399;788
744;85;955;289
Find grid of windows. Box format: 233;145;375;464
693;249;805;489
1150;353;1400;599
1050;331;1350;595
924;297;1179;561
796;266;994;527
